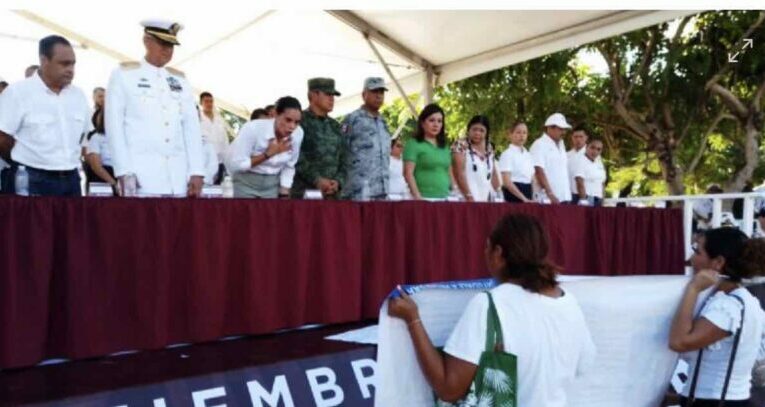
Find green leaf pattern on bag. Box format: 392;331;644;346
435;292;517;407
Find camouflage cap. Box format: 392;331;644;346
308;77;341;96
363;77;388;91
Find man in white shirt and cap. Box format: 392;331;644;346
0;35;90;196
529;113;572;204
106;19;205;197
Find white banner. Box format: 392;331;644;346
375;275;690;407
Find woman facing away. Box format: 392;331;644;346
388;213;596;406
670;227;765;407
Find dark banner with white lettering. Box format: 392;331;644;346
31;347;377;407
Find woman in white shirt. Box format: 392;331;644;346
226;96;304;198
388;213;596;406
451;115;500;202
670;228;765;406
498;121;534;203
571;138;606;206
85;107;118;193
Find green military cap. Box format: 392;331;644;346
308;77;341;96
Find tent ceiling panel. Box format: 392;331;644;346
2;8;696;117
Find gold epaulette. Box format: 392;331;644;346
166;66;185;78
120;61;140;70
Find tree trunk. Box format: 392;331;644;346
726;119;762;191
655;136;685;195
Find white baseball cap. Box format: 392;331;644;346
544;113;571;129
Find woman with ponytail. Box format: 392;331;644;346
670;228;765;406
388;213;596;405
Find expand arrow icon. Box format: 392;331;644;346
728;52;740;63
742;38;753;49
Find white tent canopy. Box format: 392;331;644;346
0;8;694;117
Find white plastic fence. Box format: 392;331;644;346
605;192;765;274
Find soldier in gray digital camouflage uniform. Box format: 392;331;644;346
291;77;347;199
341;77;392;200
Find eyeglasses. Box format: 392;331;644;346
394;144;404;148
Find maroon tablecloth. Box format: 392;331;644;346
0;197;684;369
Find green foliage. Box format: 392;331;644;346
378;10;765;195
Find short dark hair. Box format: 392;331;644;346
703;228;765;280
199;92;213;102
93;87;104;94
39;35;72;59
250;108;268;120
572;124;589;135
414;103;447;148
264;104;275;112
275;96;302;115
0;81;8;88
489;213;560;293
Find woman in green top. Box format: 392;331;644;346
403;104;453;200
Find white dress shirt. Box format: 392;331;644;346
568;148;586;193
105;59;205;196
200;112;230;163
201;140;219;185
530;133;571;202
571;154;606;198
498;144;535;184
0;73;89;170
85;133;114;167
225;118;304;189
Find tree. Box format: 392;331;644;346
381;10;765;196
593;10;765;194
701;11;765;191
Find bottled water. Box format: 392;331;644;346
222;176;234;198
15;165;29;196
360;179;370;202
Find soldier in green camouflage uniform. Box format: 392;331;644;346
291;78;347;199
341;77;392;200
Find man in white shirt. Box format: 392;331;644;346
199;91;231;184
0;35;90;196
226;96;304;198
106;19;205;197
567;125;589;203
571;138;607;206
529;113;572;204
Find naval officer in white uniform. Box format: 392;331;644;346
106;19;204;197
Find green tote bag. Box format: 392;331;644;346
437;292;518;407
